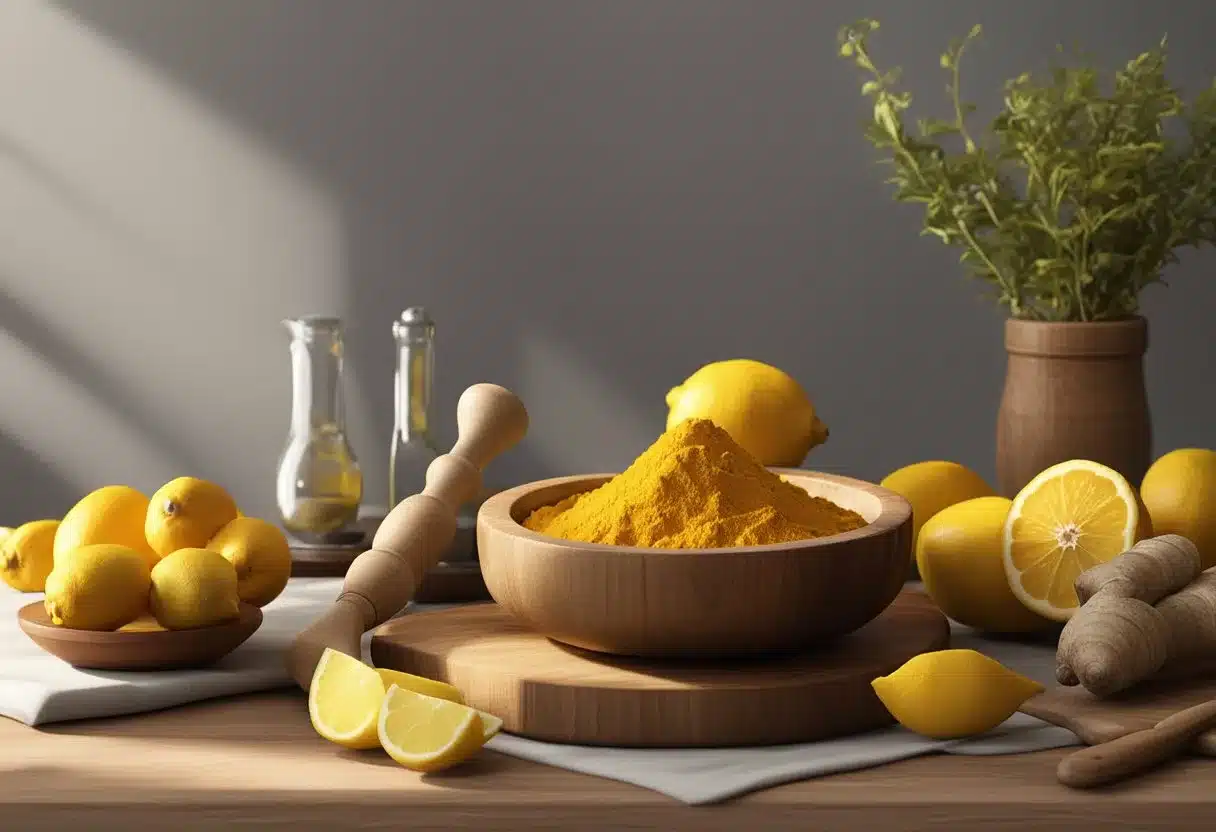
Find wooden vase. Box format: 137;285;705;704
996;316;1152;498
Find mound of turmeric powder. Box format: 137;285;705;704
522;418;867;549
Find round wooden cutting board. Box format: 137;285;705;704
370;590;949;747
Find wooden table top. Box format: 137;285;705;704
2;690;1214;830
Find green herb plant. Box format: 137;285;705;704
839;19;1216;321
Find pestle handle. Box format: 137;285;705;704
285;383;528;690
1056;698;1216;789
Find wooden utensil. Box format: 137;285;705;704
1055;699;1216;789
285;383;528;690
18;602;262;670
1020;672;1216;756
370;589;949;747
478;469;913;658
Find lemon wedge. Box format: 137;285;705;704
377;685;490;772
309;648;497;752
871;649;1044;739
308;648;385;749
1002;459;1146;622
376;667;466;705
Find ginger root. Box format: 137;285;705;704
1056;534;1216;697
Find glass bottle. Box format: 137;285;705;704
276;315;363;537
389;307;441;509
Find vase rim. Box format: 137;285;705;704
1005;315;1147;357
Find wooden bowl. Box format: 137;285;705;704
17;602;263;671
477;469;912;658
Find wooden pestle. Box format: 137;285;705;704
1056;698;1216;789
285;383;528;690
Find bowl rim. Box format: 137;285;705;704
479;467;912;555
16;600;263;643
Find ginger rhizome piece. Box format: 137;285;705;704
1056;534;1216;696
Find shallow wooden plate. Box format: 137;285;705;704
17;601;263;671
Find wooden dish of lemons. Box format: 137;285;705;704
17;602;263;671
478;469;912;658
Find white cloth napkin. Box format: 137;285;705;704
0;582;1079;804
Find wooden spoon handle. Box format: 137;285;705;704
1056;699;1216;789
285;383;528;690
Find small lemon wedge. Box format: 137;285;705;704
376;667;466;705
377;685;489;773
309;648;499;752
309;648;385;749
871;649;1044;740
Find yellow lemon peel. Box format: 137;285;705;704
871;649;1044;739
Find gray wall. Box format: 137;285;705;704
1;0;1213;523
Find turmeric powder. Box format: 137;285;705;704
1056;534;1216;696
522;418;867;549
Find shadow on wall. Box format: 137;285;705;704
15;0;1216;522
0;0;354;519
0;431;78;522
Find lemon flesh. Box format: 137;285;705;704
1003;459;1142;622
309;648;386;749
377;685;488;773
376;667;466;705
309;649;498;752
872;649;1044;739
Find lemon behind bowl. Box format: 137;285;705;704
1141;448;1216;569
55;485;159;569
1;519;60;592
665;359;828;467
916;497;1052;634
880;461;996;559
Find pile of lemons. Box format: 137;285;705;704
0;477;291;632
882;448;1216;634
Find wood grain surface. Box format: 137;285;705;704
1023;673;1216;755
370;591;949;747
4;690;1216;831
478;469;913;657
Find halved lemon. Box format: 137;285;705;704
1002;459;1148;622
377;685;490;772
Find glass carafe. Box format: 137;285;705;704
276;315;363;537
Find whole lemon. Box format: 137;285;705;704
871;649;1043;739
150;547;241;630
145;477;239;557
43;544;152;630
55;485;159;569
206;516;293;607
665;359;828;466
880;461;996;557
917;497;1052;633
1141;448;1216;569
1;519;60;592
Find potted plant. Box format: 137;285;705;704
839;19;1216;496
